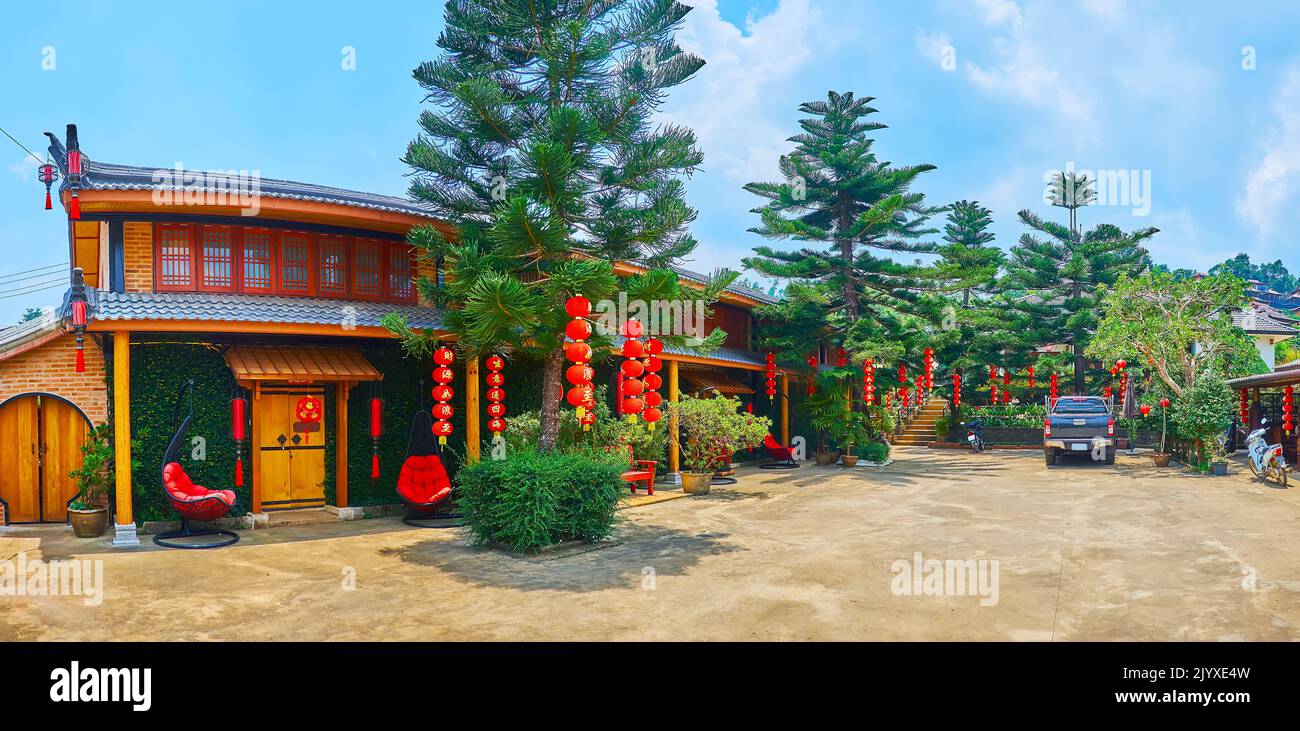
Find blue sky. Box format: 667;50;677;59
3;0;1300;323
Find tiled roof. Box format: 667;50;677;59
78;159;438;219
1232;300;1298;336
670;265;780;305
0;307;62;354
90;291;443;330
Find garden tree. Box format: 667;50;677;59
1087;271;1266;398
1170;371;1237;465
384;0;732;452
1210;253;1298;293
1000;179;1157;394
742;92;942;366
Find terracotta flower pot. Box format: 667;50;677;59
841;455;860;467
68;507;108;538
1151;453;1171;467
814;451;839;466
681;471;713;494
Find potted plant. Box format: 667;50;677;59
803;380;847;464
1170;373;1235;476
1151;397;1172;467
670;395;771;494
66;423;116;538
831;412;869;467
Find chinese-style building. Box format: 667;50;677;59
0;125;791;543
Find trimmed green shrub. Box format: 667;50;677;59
861;440;890;463
933;415;950;440
455;449;625;552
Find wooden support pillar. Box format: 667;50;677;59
250;382;262;514
780;374;790;446
336;382;349;508
111;332;138;544
466;358;481;464
668;359;680;474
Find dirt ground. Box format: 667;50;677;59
3;447;1299;641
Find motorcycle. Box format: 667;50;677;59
1244;419;1288;487
964;419;985;453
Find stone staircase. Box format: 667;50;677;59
892;398;948;447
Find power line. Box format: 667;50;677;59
0;124;46;165
0;282;65;301
0;276;68;297
0;262;68;280
0;267;70;286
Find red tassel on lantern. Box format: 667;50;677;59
231;388;248;487
69;192;80;220
235;457;244;487
369;391;383;478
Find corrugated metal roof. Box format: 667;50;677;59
681;369;755;395
91;291;443;330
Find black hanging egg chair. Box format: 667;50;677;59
154;380;240;548
395;408;461;528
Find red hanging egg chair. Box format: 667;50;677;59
396;407;459;528
155;380;240;549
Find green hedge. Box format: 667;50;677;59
455;449;625;552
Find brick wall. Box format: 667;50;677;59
0;333;109;424
123;221;153;292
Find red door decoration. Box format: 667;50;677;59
231;388;248;486
295;396;323;445
432;346;455;445
368;385;383;478
486;354;508;436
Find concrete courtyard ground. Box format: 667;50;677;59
3;447;1299;641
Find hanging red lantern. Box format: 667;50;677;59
487;386;505;402
1139;404;1151;417
862;358;876;405
1050;373;1059;404
1116;359;1127;370
990;382;998;404
566;297;595;429
620;320;645;423
37;161;59;210
368;386;383;478
837;347;848;368
623;397;644;415
1159;397;1170;408
900;385;909;410
1284;386;1294;434
642;339;664;430
487;417;507;433
765;351;777;398
67;268;89;373
1027;365;1035;389
951;372;961;408
1240;388;1250;426
431;346;456;446
623;378;645;396
1002;367;1010;385
231;387;248;487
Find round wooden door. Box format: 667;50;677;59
0;394;90;523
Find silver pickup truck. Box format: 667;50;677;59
1044;396;1115;465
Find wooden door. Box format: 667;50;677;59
257;387;326;511
0;396;40;523
40;397;90;522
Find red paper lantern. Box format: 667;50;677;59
643;407;663;424
623;378;645;396
432;421;454;438
564;342;592;363
646;338;664;355
432;403;454;420
643;391;663;407
487;387;505;402
565;364;594;385
486;354;505;371
433;366;455;384
487;417;507;433
622;397;644;414
621;359;645;377
432;384;453;402
487;402;506;418
1159;397;1170;408
567;386;592;407
565;319;592;340
644;373;663;390
434;346;455;367
1139;404;1151;416
565;295;592;318
621;319;644;338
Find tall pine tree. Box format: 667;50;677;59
742;91;941;365
1001;174;1157;394
384;0;730;452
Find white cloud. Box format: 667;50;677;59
659;0;835;184
9;155;40;181
1237;66;1300;236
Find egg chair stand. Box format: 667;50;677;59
396;408;461;528
154;380;240;549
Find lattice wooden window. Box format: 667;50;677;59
353;240;382;299
157;225;194;290
318;236;348;296
241;230;274;292
387;244;413;302
280;234;312;293
197;226;234;291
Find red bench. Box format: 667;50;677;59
609;445;657;495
